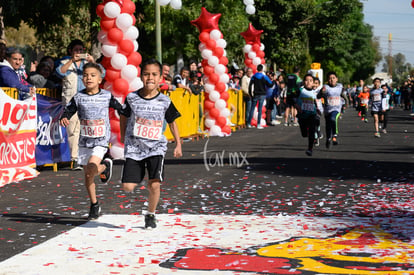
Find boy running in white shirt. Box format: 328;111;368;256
60;63;124;220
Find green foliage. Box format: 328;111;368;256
383;53;412;86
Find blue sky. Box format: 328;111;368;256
362;0;414;69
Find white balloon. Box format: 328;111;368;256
215;99;227;110
209;125;222;136
210;30;222;41
216;39;227;48
102;44;118;57
111;53;128;70
121;65;138;81
260;43;265;51
248;51;257;59
97;30;108;44
116;13;133;32
198;43;206;52
253;57;262;66
204;118;215;128
170;0;182;10
208;56;219;67
133;40;139;51
124;26;139;41
201;49;212;59
220;73;230;84
109;144;124;160
223;49;227;57
129;77;143;91
158;0;171;6
204;83;215;93
214;64;226;75
104;2;121;18
209;91;220;101
220;108;231;118
246;4;256;15
243;0;254;5
243;44;252;53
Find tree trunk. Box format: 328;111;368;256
0;6;6;41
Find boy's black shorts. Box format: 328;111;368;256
121;155;164;184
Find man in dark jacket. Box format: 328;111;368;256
247;64;273;129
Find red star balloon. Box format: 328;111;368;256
412;0;414;8
240;23;263;45
191;7;221;32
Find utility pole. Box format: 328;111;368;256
155;1;162;63
388;33;392;80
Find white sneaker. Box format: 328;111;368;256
257;125;264;129
271;120;281;125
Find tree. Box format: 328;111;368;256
382;53;412;85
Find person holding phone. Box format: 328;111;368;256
56;39;102;170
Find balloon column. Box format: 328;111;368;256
241;23;266;127
243;0;256;15
191;8;231;136
96;0;142;159
241;23;265;73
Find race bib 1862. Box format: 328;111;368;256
133;118;163;140
80;119;105;138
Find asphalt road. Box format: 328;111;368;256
0;107;413;267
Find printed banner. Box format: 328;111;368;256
0;89;38;187
35;94;70;166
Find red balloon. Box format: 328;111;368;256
257;50;265;58
252;43;261;52
220;91;229;101
100;56;111;68
209;108;220;119
110;118;120;134
137;66;141;77
222;125;231;135
204;99;215;110
213;47;224;58
201;59;209;67
215;82;226;93
219;56;228;66
119;39;134;55
107;28;124;44
199;32;210;43
105;68;121;83
121;0;136;14
132;15;136;26
96;3;105;18
113;78;129;96
203;65;214;76
208;73;219;84
412;0;414;8
240;23;263;45
127;51;142;66
100;18;116;32
261;57;266;64
191;7;221;33
205;39;216;50
216;116;227;127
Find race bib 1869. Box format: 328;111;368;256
133;118;163;140
80;119;105;138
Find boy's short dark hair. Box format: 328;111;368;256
83;62;103;75
304;73;314;81
326;71;337;78
6;47;24;58
141;58;162;74
67;39;84;55
257;64;264;71
373;77;381;83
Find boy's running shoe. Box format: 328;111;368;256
374;132;381;138
305;149;313;156
100;158;113;183
88;202;101;220
145;214;157;229
315;138;320;147
364;119;368;123
326;139;331;149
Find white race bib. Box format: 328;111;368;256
301;99;314;112
327;96;340;106
133;118;162;140
373;94;381;102
80;119;106;138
